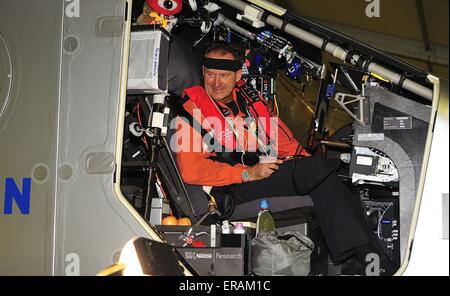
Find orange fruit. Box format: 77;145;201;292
161;215;178;225
177;217;192;226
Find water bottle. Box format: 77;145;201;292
256;199;276;236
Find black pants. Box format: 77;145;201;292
229;156;371;262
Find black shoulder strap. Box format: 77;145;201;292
175;96;225;153
176;95;209;138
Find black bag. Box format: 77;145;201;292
251;231;314;276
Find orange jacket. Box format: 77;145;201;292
175;87;309;187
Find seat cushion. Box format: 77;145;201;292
230;195;313;221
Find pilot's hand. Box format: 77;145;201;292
247;159;283;181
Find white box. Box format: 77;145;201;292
127;28;170;94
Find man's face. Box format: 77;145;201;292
203;51;242;103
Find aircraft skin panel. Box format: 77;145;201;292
0;0;63;276
54;0;157;275
0;0;159;276
403;79;449;275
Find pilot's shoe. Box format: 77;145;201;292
341;255;398;276
340;257;365;276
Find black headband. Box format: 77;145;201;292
203;58;242;72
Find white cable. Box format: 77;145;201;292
235;127;270;166
377;203;392;240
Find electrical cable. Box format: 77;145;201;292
291;143;305;194
377;203;392;240
273;94;279;116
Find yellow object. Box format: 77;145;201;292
273;94;279;116
362;74;370;84
97;263;126;276
149;11;168;28
206;191;218;207
371;72;390;82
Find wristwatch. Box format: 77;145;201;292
241;169;250;182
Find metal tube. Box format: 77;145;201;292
277;17;324;48
215;13;255;40
246;0;286;16
220;0;247;11
219;0;433;100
